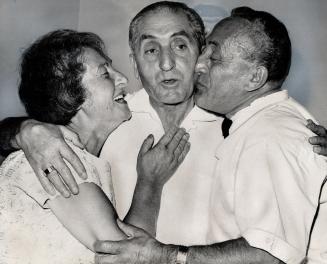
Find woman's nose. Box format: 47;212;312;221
115;71;128;89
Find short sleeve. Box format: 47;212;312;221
0;146;113;210
234;138;327;263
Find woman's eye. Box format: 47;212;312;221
102;72;110;79
176;44;187;50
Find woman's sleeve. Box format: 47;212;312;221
10;149;126;252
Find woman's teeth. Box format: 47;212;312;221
114;94;126;104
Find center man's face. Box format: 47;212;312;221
133;10;200;105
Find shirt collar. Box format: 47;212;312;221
128;88;219;123
230;90;289;133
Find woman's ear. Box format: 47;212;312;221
129;53;140;80
246;65;268;92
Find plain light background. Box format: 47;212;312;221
1;0;327;124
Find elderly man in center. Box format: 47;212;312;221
100;1;222;245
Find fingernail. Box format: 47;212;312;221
82;172;87;179
72;187;79;195
63;191;71;198
313;146;321;153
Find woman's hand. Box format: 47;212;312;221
136;126;190;188
17;119;87;197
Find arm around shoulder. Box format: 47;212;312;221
0;116;29;156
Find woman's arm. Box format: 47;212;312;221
47;182;126;252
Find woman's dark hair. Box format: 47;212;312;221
19;29;109;125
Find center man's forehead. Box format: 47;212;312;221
140;30;193;43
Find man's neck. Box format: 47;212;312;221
226;87;281;119
149;96;195;132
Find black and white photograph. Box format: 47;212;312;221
1;0;327;263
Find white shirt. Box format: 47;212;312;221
0;144;115;264
101;89;224;245
207;90;327;263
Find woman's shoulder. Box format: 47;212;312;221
66;142;116;205
0;150;31;183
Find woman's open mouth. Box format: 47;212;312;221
114;93;127;104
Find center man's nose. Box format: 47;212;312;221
159;49;175;71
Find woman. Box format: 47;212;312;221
0;29;189;264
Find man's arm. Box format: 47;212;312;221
0;117;29;156
0;117;87;197
94;222;283;264
125;127;190;236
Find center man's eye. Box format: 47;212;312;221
145;48;158;55
172;40;188;52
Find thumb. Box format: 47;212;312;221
117;219;146;238
138;134;154;155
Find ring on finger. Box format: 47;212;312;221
44;166;56;177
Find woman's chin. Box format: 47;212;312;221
107;109;132;134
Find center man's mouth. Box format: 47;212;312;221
161;79;178;87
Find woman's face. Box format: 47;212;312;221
81;48;131;130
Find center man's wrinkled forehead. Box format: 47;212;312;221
134;10;199;51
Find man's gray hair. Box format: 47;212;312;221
129;1;205;54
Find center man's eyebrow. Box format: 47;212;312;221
140;34;156;42
171;30;192;41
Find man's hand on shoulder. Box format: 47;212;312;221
307;119;327;156
17;119;87;197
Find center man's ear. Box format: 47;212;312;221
129;53;140;80
246;65;268;92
